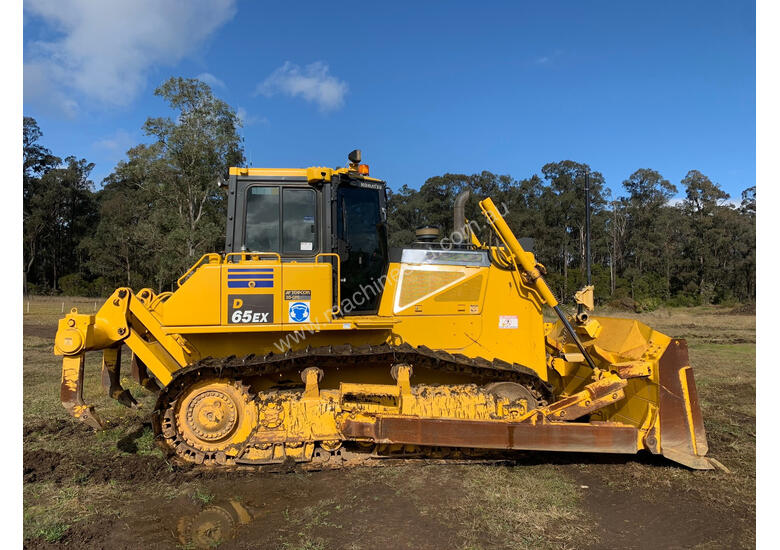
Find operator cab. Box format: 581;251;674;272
224;150;388;315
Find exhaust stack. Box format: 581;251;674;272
453;189;470;243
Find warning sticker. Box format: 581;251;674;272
498;315;518;329
288;301;311;323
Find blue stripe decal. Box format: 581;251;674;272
227;274;274;280
227;268;274;272
227;281;274;288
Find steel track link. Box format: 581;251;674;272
152;343;553;467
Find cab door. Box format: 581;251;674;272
335;185;388;314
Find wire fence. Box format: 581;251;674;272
23;296;100;317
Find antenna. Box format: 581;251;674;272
577;168;593;319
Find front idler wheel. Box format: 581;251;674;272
483;381;540;413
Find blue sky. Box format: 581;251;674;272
23;0;755;201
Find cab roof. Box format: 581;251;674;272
229;167;308;177
229;166;384;184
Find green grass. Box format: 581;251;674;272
26;520;70;543
281;539;327;550
23;483;80;543
446;464;589;549
193;488;214;505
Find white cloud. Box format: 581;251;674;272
236;106;268;127
196;72;226;89
24;62;79;118
256;61;348;112
92;129;135;154
667;197;741;208
533;50;563;65
23;0;237;115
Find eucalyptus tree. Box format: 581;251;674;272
621;169;677;299
90;77;245;291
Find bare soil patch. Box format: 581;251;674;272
23;447;179;485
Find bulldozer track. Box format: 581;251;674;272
152;343;554;468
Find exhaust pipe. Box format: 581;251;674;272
453;189;470;243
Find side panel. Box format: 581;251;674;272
281;263;333;325
160;265;222;326
390;316;484;351
473;267;547;374
379;260;548;376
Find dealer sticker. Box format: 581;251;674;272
289;301;311;323
284;290;312;301
498;315;518;329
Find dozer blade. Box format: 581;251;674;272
657;339;713;470
61;355;105;430
342;416;641;454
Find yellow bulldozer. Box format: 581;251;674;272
54;151;714;470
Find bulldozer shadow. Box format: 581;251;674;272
116;423;152;454
498;449;684;469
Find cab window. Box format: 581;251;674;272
282;188;317;254
244;186;318;255
245;187;279;252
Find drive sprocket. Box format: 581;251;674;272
162;378;258;464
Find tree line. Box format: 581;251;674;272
23;77;755;308
387;165;755;308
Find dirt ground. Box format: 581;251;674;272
23;297;755;549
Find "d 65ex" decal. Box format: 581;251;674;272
228;295;273;324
